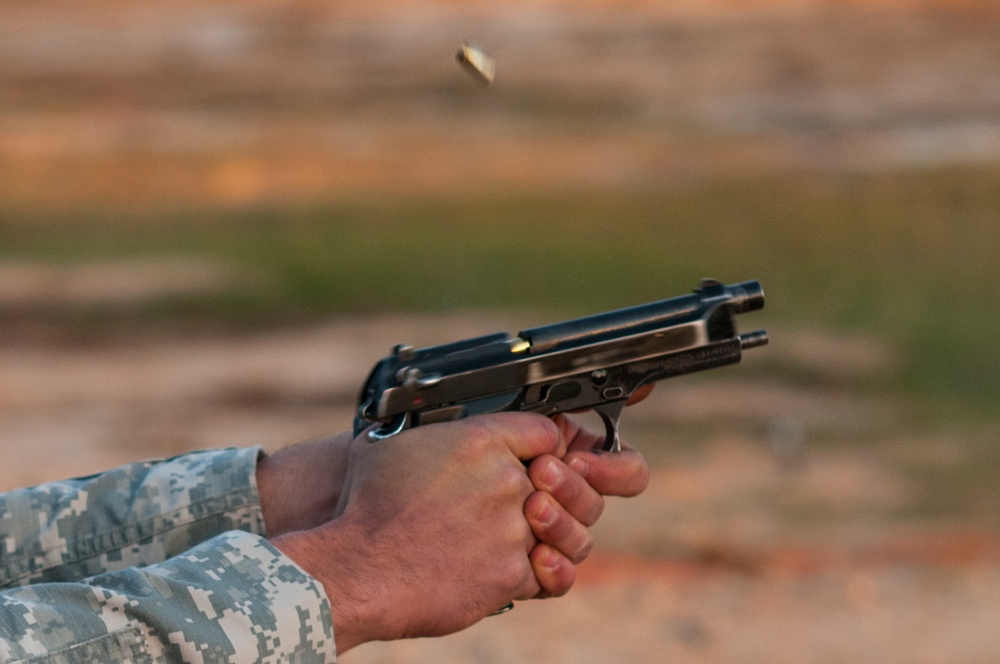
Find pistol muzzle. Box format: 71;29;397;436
728;280;765;314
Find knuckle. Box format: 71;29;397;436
498;464;532;500
497;553;534;596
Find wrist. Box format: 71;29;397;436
257;432;352;537
272;516;390;654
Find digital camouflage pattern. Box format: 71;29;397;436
0;448;264;587
0;448;337;663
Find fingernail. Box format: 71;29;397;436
568;457;589;477
541;459;562;487
536;496;557;526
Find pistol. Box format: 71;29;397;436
354;279;767;451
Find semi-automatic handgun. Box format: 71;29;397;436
354;279;768;451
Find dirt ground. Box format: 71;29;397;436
2;292;1000;663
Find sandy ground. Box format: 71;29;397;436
2;298;1000;663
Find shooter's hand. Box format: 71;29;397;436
272;413;566;653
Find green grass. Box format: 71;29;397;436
3;166;1000;420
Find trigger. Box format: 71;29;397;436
593;400;627;452
366;413;411;442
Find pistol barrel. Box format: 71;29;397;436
739;329;769;350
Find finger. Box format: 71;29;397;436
550;414;605;454
565;447;650;497
528;543;576;599
524;490;594;563
528;455;605;526
474;412;566;461
501;520;543;604
627;383;655;405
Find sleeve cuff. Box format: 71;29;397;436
0;531;337;663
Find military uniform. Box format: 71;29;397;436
0;448;337;663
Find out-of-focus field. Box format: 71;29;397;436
1;0;999;208
3;0;1000;662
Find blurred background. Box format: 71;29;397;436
3;0;1000;661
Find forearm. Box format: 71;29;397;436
0;447;265;589
0;429;353;590
0;531;336;663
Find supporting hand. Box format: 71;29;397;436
272;413;566;653
523;413;650;596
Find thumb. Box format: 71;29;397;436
469;412;566;461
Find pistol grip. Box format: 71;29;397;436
593;400;627;452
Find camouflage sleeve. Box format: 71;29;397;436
0;530;337;663
0;447;267;589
